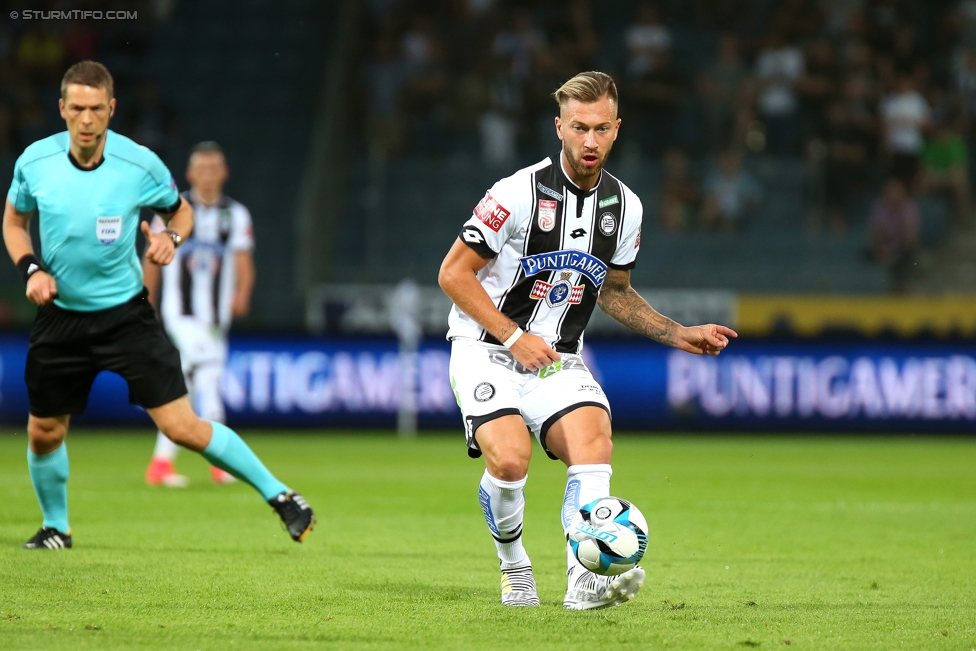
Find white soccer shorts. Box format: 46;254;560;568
449;337;611;460
164;317;229;422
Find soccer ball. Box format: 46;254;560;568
567;497;648;576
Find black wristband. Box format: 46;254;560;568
17;254;43;284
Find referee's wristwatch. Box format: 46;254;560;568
164;229;183;248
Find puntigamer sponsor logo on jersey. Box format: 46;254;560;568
473;192;511;232
519;250;608;287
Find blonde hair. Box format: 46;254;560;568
553;71;618;109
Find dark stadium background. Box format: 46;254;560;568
1;0;975;432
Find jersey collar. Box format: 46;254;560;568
66;128;114;171
557;151;602;198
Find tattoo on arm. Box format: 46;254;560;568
598;270;678;346
496;320;520;342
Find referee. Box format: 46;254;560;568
3;61;314;549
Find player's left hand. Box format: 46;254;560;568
675;324;738;356
141;221;176;266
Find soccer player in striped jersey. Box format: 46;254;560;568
439;72;737;609
4;61;314;549
143;141;255;488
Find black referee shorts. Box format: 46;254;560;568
25;288;187;418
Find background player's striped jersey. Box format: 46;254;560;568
447;156;642;353
151;191;253;330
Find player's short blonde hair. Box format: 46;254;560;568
553;71;618;109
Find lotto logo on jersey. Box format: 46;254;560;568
473;192;511;232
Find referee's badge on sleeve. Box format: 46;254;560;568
97;216;122;245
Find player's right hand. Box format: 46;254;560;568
26;271;58;306
510;331;560;372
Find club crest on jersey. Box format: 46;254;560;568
473;192;510;232
96;216;122;245
538;200;557;232
599;212;617;236
530;272;584;307
519;250;608;287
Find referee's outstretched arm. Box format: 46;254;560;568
3;199;58;306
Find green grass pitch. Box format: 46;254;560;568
0;431;974;650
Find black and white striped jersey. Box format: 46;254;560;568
447;154;643;353
150;191;254;330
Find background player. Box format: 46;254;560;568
3;60;314;549
439;72;736;609
144;141;255;487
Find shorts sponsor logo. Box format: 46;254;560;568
538;200;557;232
474;382;495;402
539;361;563;379
97;216;122;245
488;349;588;375
579;383;604;396
473;192;511;232
599;212;617;236
537;182;563;201
519;250;608;287
598;194;619;209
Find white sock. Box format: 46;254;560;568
563;463;612;573
478;470;528;566
152;431;180;461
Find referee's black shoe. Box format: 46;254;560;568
21;527;72;550
269;490;315;542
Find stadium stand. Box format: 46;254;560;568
1;0;975;326
330;0;974;297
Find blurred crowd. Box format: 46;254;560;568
357;0;976;280
0;1;179;163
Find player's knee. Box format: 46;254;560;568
488;454;530;482
27;417;67;453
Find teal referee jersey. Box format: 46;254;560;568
7;130;180;312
